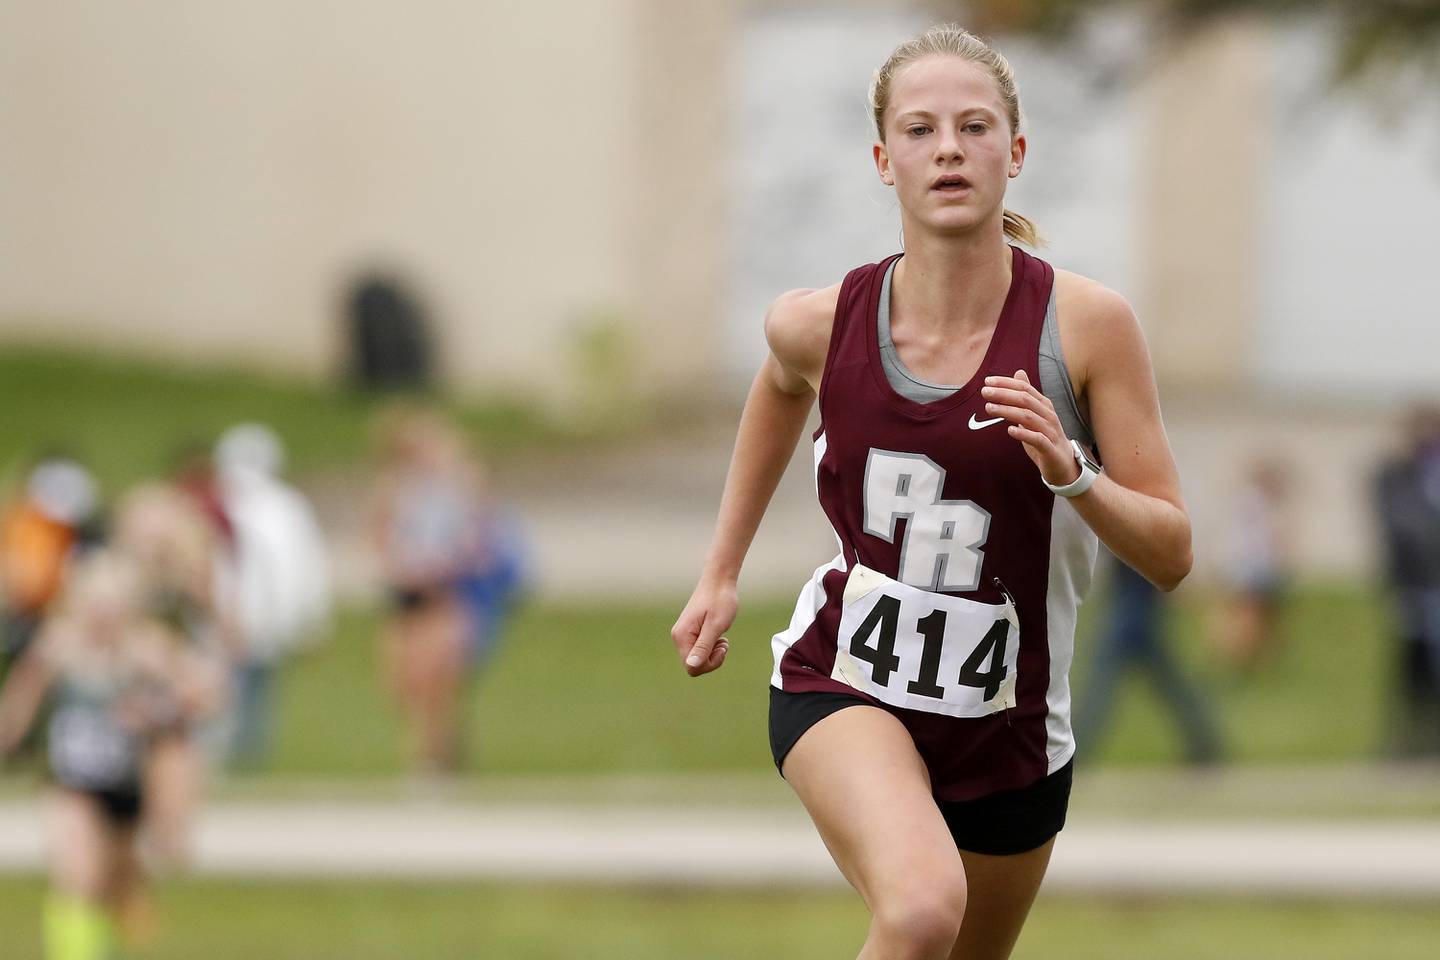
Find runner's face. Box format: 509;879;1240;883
874;56;1023;235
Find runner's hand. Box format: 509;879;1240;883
980;369;1081;487
671;578;737;677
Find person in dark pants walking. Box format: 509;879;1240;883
1373;405;1440;758
1074;554;1222;766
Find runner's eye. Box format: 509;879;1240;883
907;126;930;137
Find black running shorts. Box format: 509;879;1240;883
83;784;144;826
768;685;1073;856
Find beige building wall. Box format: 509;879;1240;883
625;1;738;404
6;2;1263;399
0;1;736;405
1139;14;1267;393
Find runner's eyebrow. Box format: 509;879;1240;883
896;107;1001;122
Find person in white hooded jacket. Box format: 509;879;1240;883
213;423;331;769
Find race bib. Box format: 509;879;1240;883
832;564;1018;718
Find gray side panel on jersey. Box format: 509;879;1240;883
1038;285;1099;457
1044;496;1099;772
877;257;1098;461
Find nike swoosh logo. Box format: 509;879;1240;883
969;413;1005;430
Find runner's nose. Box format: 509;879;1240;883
934;128;963;164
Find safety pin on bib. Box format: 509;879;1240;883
991;577;1018;724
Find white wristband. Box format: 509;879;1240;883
1044;439;1100;498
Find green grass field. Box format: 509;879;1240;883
0;347;584;494
1;874;1437;959
254;582;1395;779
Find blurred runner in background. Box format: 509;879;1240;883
1210;457;1292;673
214;423;332;770
111;483;229;868
0;549;219;960
371;407;487;776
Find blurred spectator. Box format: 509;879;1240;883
456;505;528;674
213;423;332;771
1210;458;1293;673
0;548;220;959
370;406;523;776
1373;405;1440;758
1074;555;1223;767
170;441;235;549
0;456;101;687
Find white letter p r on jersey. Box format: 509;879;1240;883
862;449;992;592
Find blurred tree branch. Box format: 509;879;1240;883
941;1;1440;97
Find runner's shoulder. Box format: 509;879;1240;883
1052;269;1146;382
1054;269;1138;333
763;283;842;376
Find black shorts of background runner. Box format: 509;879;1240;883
769;686;1073;856
392;587;453;612
71;784;144;827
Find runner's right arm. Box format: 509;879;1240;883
671;286;838;677
0;636;56;755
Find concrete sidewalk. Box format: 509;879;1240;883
3;797;1438;898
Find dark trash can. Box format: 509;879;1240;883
346;272;433;390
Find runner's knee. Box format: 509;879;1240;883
870;867;967;957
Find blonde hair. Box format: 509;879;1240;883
869;23;1043;248
58;549;146;625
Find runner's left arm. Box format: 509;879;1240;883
979;287;1191;590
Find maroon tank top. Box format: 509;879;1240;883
771;243;1096;802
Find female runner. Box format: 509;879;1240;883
111;482;230;870
369;406;485;776
0;548;217;959
671;23;1191;960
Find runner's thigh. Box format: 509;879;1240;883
947;838;1056;960
781;704;965;910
